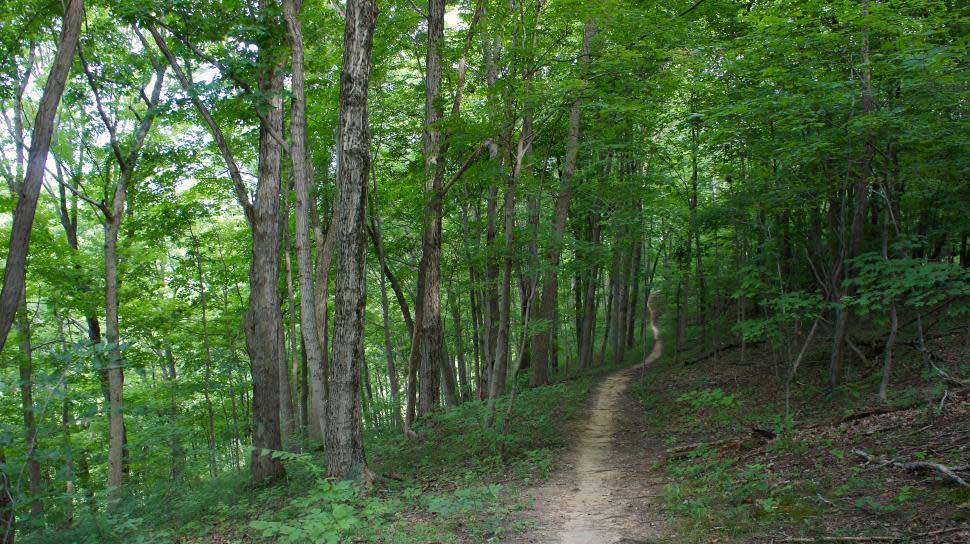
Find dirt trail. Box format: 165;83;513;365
514;297;666;543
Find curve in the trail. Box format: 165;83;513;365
520;295;665;544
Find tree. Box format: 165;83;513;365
325;0;377;481
0;0;83;353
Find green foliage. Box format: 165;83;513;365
250;479;387;544
677;388;742;423
847;254;970;313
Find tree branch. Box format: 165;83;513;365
147;24;255;224
678;0;707;17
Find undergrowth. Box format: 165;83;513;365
26;363;621;544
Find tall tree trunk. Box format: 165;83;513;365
626;231;641;348
491;123;533;398
325;0;376;480
528;31;591;379
163;349;182;479
86;62;167;491
0;0;83;353
151;22;286;480
104;212;127;490
481;185;501;398
245;54;287;482
490;177;515;399
411;0;447;416
479;28;502;400
283;0;328;443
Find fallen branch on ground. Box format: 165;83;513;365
778;536;900;542
665;438;738;459
851;449;970;488
779;526;968;542
834;402;922;425
666;428;776;460
683;341;765;366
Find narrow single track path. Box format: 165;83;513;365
513;296;666;543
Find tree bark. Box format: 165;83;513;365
481;185;501;398
282;195;302;440
153;18;287;482
0;0;83;354
325;0;376;480
246;57;287;482
449;287;471;400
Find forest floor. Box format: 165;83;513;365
511;297;671;543
632;317;970;543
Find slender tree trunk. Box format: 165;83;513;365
481;185;501;398
15;288;42;516
600;268;615;364
479;29;502;399
192;234;220;475
450;288;470;400
521;193;540;373
89;64;167;492
0;0;83;353
370;163;403;429
309;213;336;444
163;349;183;479
830;0;874;387
490;174;517;398
282;203;302;437
579;215;601;368
283;0;328;443
626;232;641;348
104;218;126;490
439;337;459;407
274;192;296;448
531;21;593;385
325;0;376;480
0;447;13;544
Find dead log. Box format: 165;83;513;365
683;341;765;366
851;449;970;488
